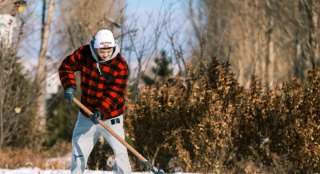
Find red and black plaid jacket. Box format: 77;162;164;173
58;45;128;119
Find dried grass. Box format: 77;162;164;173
0;141;72;170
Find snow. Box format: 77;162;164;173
0;168;196;174
0;168;153;174
0;155;195;174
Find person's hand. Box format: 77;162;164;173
64;87;76;104
90;110;101;124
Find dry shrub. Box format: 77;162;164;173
46;140;72;157
0;142;72;170
0;147;46;169
125;57;320;173
228;153;295;174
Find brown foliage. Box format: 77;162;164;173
0;141;72;170
125;57;320;173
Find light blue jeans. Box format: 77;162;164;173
71;112;131;174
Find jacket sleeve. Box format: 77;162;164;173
58;48;82;89
94;68;128;113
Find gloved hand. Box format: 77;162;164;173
64;86;76;104
90;110;101;124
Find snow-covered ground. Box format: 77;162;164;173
0;168;164;174
0;168;195;174
0;154;195;174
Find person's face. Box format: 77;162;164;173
97;47;113;60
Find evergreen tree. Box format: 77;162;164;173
142;50;172;86
0;50;41;148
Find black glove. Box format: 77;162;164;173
90;110;101;124
64;86;76;104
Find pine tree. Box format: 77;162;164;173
142;50;172;86
0;50;41;148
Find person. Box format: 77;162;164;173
58;29;131;174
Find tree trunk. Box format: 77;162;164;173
134;57;142;103
302;0;319;70
268;30;275;89
265;17;274;91
309;0;319;69
294;34;303;80
35;0;55;131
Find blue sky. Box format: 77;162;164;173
18;0;196;76
127;0;166;11
126;0;183;12
19;0;187;58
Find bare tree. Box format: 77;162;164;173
186;0;320;89
57;0;123;53
123;1;183;102
35;0;55;131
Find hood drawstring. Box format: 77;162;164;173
89;41;105;75
95;60;105;75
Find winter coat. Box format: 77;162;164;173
58;40;128;119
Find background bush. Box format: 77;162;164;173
0;52;41;149
124;57;320;173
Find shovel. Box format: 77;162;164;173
72;97;165;174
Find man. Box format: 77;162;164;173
58;29;131;174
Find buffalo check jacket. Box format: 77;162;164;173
58;43;128;119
